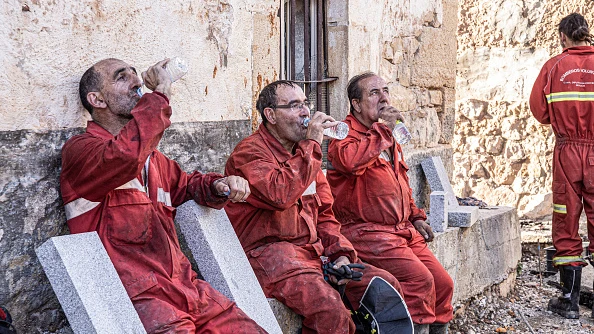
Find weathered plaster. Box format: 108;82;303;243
0;0;277;131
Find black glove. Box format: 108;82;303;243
323;262;365;283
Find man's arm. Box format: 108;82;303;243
315;173;358;262
529;64;552;125
61;93;172;201
225;139;322;211
327;122;393;176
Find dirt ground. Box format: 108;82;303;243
449;217;594;333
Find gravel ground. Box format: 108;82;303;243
449;217;594;333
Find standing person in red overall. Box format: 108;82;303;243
60;58;266;333
224;80;406;334
530;13;594;319
326;73;454;334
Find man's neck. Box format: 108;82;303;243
91;112;130;136
353;113;373;129
265;124;295;152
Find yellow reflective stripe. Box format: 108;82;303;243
553;204;567;214
546;91;594;103
553;256;587;265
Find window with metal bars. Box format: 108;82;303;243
280;0;338;166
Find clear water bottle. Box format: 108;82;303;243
303;118;349;140
165;57;188;82
136;57;188;97
392;120;412;145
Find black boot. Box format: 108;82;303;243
548;266;582;319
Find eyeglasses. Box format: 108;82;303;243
274;101;313;112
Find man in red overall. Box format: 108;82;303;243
530;13;594;319
60;58;266;333
326;72;454;334
224;80;404;334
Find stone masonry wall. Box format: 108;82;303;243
327;0;458;208
454;1;594;218
1;0;457;332
0;1;279;333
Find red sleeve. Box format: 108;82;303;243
328;122;393;176
161;156;228;209
315;173;357;262
61;93;172;201
225;139;322;211
529;64;551;124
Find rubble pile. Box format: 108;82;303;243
450;253;594;333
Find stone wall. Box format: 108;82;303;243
0;1;278;332
454;0;594;218
0;0;458;332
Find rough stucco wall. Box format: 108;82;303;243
454;0;594;218
0;1;278;333
0;0;276;131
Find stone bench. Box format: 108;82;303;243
421;156;479;230
175;201;300;334
36;202;298;334
36;232;147;334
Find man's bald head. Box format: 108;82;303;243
79;58;121;113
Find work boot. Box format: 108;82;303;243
548;265;582;319
429;322;449;334
413;323;430;334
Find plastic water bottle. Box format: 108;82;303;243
392;120;412;145
302;118;349;140
165;57;188;82
136;57;188;97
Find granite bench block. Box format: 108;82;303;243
36;232;146;334
267;298;302;334
421;156;458;207
175;201;283;334
447;205;479;228
430;191;448;232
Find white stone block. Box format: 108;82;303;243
421;156;458;207
430;191;448;232
36;232;146;334
448;205;479;228
175;201;284;334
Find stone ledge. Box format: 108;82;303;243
429;206;521;303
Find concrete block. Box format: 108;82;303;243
35;232;146;334
447;205;479;227
421;156;458;207
175;201;283;334
267;299;302;334
429;191;448;232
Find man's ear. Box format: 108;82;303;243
87;92;107;109
560;32;568;47
352;99;361;114
263;107;277;124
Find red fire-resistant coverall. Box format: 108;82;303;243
224;123;402;334
326;114;454;325
530;46;594;267
60;92;266;334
